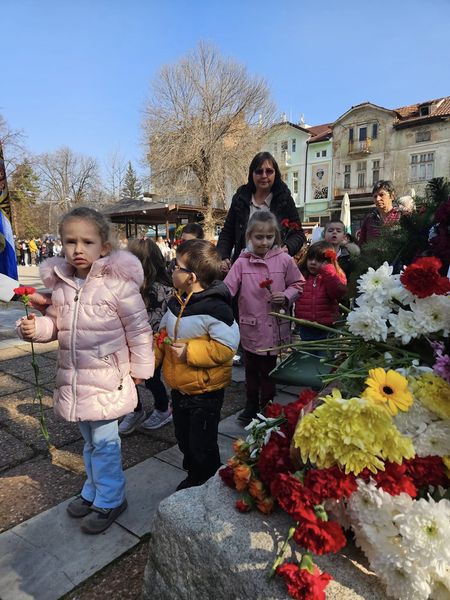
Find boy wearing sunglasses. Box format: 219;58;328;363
156;239;240;491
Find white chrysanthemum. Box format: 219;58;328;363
391;280;416;306
413;420;450;457
394;497;450;575
430;568;450;600
393;398;438;437
371;553;431;600
357;262;398;304
410;295;450;336
348;480;411;527
347;306;389;341
389;308;421;344
323;498;353;530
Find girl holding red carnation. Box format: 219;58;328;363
294;242;347;345
224;212;304;424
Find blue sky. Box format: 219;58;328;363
2;0;449;176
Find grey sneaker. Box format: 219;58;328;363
67;494;93;518
80;500;128;534
139;409;172;431
118;409;145;435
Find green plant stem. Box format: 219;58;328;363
25;306;51;448
269;525;297;578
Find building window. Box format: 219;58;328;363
281;140;288;151
416;130;431;143
274;142;278;154
420;105;430;117
292;171;299;194
321;150;327;157
292;138;296;153
359;127;367;142
349;128;354;142
344;164;351;189
372;160;380;185
411;152;434;181
372;123;378;139
357;161;367;188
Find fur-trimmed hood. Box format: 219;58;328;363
39;250;144;289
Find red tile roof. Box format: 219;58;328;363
394;96;450;123
306;123;333;143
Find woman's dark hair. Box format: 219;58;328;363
127;238;172;306
372;180;396;198
247;152;282;193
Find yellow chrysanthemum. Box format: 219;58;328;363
362;368;413;416
410;373;450;419
293;389;414;475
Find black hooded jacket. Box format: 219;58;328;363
216;181;306;263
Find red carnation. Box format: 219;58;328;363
276;563;332;600
156;330;172;349
304;466;357;504
400;257;450;298
289;221;301;231
270;473;316;521
218;465;236;489
293;518;347;555
281;218;290;228
371;462;417;498
258;433;292;486
14;286;37;306
264;402;284;419
283;391;317;437
235;498;253;513
259;278;273;290
403;456;449;489
323;248;337;261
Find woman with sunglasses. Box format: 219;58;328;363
217;152;305;271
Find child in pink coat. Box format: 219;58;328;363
18;207;154;534
224;212;304;424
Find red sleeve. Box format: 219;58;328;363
320;264;347;300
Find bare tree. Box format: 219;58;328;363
143;42;275;235
38;147;100;207
103;149;127;203
0;114;29;178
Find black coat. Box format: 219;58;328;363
216;182;305;263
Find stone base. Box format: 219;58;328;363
143;474;388;600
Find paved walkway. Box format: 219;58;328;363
0;366;299;600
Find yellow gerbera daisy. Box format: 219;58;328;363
362;368;413;416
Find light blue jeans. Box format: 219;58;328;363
78;420;126;509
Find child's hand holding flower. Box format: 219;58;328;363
20;313;37;340
270;292;286;306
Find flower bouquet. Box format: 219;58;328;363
220;255;450;600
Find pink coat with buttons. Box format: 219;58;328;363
224;247;304;355
18;251;154;422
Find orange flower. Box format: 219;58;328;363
248;478;267;502
233;438;247;455
324;248;337;261
227;456;240;468
233;464;252;491
256;496;275;514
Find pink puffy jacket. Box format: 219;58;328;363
21;251;154;422
224;247;304;355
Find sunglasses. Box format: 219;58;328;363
174;264;194;274
254;168;275;176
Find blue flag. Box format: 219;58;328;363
0;210;18;280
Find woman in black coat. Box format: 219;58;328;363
217;152;305;269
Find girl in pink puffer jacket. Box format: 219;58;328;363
18;207;154;534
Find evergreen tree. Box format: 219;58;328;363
121;162;142;200
9;159;43;237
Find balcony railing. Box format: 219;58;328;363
348;138;372;154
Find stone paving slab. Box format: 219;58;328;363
0;429;35;472
0;499;139;600
218;412;247;439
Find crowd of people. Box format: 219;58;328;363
15;236;62;266
16;151;404;535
